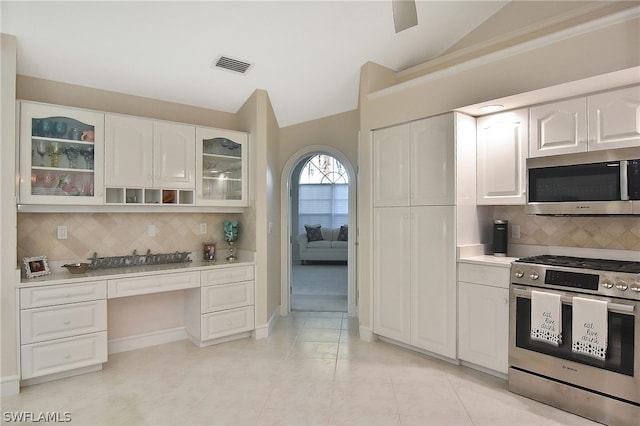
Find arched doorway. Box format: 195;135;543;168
280;146;356;317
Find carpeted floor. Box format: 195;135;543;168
291;262;347;312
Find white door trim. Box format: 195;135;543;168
280;145;357;317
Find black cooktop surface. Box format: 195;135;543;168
515;255;640;274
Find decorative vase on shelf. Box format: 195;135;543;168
223;220;239;262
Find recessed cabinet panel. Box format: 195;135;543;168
19;102;104;205
201;281;254;313
477;109;528;205
529;98;587;157
588;86;640;151
104;114;153;187
411;114;455;205
20;281;107;309
372;125;410;207
21;300;107;344
153;121;196;189
201;306;254;341
196;127;248;207
373;207;411;344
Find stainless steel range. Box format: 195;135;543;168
509;255;640;425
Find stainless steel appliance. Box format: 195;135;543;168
526;147;640;215
509;255;640;424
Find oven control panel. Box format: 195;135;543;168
511;265;640;301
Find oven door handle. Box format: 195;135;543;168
512;288;635;314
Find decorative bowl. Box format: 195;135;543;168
63;263;91;274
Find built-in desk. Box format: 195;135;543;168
17;255;255;386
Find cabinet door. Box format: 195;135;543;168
588;86;640;151
153;121;196;189
411;206;456;358
410;114;455;206
372;124;410;207
19;102;104;205
104;114;153;187
476;109;528;205
458;281;509;374
529;98;587;157
373;207;411;344
196;127;248;206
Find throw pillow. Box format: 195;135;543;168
305;224;324;242
337;225;348;241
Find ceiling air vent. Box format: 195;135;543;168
212;55;252;75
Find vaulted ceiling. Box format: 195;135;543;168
3;1;628;127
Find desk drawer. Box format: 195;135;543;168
108;271;199;298
21;281;107;309
21;300;107;344
21;332;107;379
201;266;254;287
458;263;510;289
201;281;254;313
201;306;254;341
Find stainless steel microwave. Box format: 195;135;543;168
526;147;640;215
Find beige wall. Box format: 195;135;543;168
278;110;359;171
357;17;640;332
1;33;19;389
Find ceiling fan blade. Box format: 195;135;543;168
393;0;418;33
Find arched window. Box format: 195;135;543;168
298;154;348;233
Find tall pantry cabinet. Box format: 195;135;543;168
372;112;476;359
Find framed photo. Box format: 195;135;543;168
23;255;51;278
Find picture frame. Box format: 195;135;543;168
23;255;51;278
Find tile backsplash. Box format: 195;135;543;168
494;206;640;251
17;212;243;265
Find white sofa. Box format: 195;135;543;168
297;227;347;264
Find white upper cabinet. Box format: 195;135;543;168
410;114;455;205
529;98;587;157
153;121;196;189
19;101;105;205
529;86;640;157
104;114;153;187
372;124;410;207
476;109;528;205
588;85;640;151
373;114;455;207
195;127;248;207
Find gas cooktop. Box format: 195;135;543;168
514;255;640;274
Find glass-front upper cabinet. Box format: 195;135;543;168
195;127;248;207
19;101;104;205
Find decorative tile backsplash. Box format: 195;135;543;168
494;206;640;251
17;213;243;264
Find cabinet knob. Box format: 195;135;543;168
64;320;71;325
64;353;71;359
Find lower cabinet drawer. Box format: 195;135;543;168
21;332;108;379
201;265;254;286
21;300;107;344
458;263;510;288
20;281;107;309
201;281;254;313
108;271;199;298
201;306;254;341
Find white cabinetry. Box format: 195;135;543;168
104;115;196;206
458;262;510;374
529;98;587;157
186;264;255;345
19;281;108;382
477;109;528;205
372;112;467;359
195;127;249;207
107;271;199;298
19;101;105;205
529;86;640;157
588;85;640;151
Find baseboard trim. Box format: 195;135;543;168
1;374;20;396
359;325;374;342
254;305;281;339
108;327;187;354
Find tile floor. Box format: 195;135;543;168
2;312;599;425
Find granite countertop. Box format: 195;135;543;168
18;252;255;288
